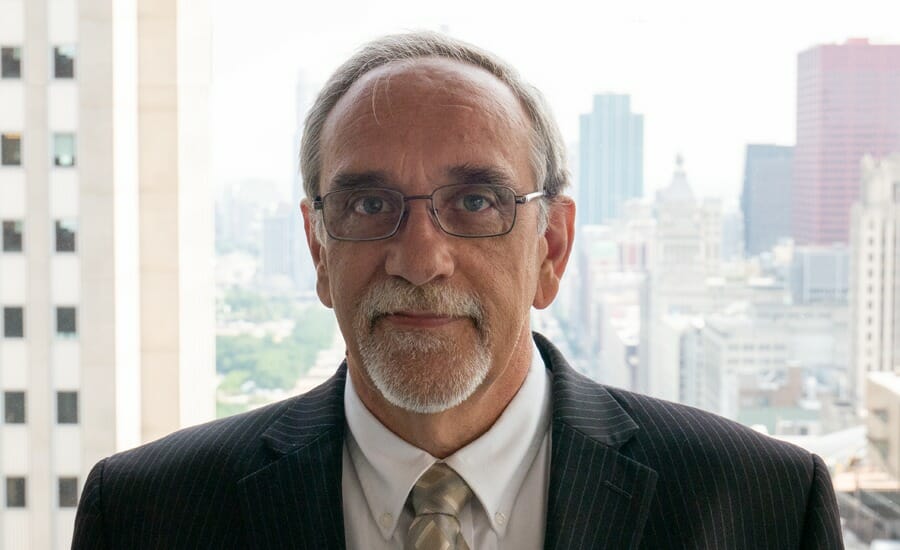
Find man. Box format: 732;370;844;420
73;32;843;549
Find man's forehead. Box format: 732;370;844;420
318;57;533;192
322;57;529;139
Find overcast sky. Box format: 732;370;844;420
210;0;900;206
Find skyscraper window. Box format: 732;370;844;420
0;47;21;78
56;307;77;338
53;133;76;167
5;477;25;508
55;220;77;252
57;391;78;424
3;307;24;338
1;133;21;166
58;478;78;508
53;45;75;79
2;220;23;252
3;392;25;424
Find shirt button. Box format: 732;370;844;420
495;512;507;526
380;513;393;528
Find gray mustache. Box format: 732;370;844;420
360;279;485;330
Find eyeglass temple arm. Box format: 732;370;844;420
515;190;546;204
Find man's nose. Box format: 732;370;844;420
384;199;455;286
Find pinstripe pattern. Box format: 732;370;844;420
73;334;843;549
535;333;843;549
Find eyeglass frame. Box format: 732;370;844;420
312;183;547;242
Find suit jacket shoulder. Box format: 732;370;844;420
536;332;844;549
72;366;347;549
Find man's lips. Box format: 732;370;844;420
379;311;464;328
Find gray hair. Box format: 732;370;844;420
299;31;570;216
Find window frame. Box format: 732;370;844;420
58;477;78;508
57;391;79;424
56;307;77;338
3;391;25;424
54;219;77;253
0;46;22;79
3;307;24;338
52;45;76;79
1;133;22;166
2;220;23;252
5;477;26;508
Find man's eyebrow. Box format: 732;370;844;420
447;165;515;187
329;171;390;192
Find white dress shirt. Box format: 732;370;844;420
342;342;552;549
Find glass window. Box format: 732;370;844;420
3;307;23;338
58;477;78;508
5;477;25;508
0;47;21;78
53;133;76;167
1;133;21;166
57;391;78;424
53;45;75;79
56;307;77;338
55;220;77;252
3;392;25;423
2;220;23;252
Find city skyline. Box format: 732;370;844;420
211;0;900;204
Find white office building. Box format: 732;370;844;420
850;154;900;411
0;1;214;548
640;157;721;400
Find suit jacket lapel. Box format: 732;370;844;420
536;333;659;550
237;364;348;550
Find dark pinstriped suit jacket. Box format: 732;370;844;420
72;333;844;549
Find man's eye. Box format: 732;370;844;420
351;196;391;215
460;193;493;212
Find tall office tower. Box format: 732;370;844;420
578;94;643;225
262;204;294;285
794;38;900;245
0;1;213;548
849;155;900;411
741;144;793;256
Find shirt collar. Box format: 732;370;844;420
344;340;551;539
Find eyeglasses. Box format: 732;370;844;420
313;183;546;241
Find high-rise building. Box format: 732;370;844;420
262;204;293;284
578;94;643;225
640;158;720;400
850;154;900;410
790;245;849;305
741;144;793;256
794;38;900;245
867;372;900;481
0;2;213;548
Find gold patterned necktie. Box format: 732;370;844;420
405;462;473;550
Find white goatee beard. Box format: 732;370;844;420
354;279;491;414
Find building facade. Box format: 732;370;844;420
793;38;900;245
640;158;721;400
0;1;214;548
867;372;900;481
741;144;793;256
790;245;850;305
850;154;900;411
578;94;643;225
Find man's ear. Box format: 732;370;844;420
300;199;333;308
533;197;575;309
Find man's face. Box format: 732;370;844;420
305;58;564;414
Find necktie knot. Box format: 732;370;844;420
406;463;472;550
